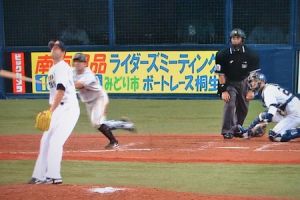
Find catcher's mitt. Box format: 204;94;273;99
35;110;52;131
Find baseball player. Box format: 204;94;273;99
72;53;135;149
239;72;300;142
28;40;80;184
215;28;260;139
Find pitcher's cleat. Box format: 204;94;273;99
28;178;44;184
43;177;63;185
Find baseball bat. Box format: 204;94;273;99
0;69;42;84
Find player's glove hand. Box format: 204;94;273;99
250;122;267;137
35;110;52;131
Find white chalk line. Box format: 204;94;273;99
0;148;152;155
0;141;299;154
255;149;300;152
216;146;250;149
254;143;282;152
176;142;216;152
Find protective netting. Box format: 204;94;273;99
114;0;225;44
233;0;290;44
3;0;108;46
3;0;296;46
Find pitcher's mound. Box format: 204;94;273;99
0;184;283;200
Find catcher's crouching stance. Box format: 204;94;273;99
72;53;135;149
238;72;300;142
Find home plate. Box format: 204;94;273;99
89;187;127;194
216;146;250;149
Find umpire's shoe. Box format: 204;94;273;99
222;133;234;139
43;177;63;185
28;177;44;184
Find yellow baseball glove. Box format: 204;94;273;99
35;110;52;131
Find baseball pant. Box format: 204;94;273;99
221;79;249;134
85;93;109;128
272;98;300;135
32;102;79;180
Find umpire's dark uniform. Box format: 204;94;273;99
215;28;260;139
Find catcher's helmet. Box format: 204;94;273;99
247;72;267;92
230;28;246;39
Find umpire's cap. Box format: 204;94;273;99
73;53;87;62
230;28;246;39
48;40;66;51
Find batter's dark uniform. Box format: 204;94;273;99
215;45;260;137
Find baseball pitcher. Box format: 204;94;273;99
29;40;80;184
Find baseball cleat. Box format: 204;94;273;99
120;118;137;132
236;125;251;139
105;141;119;150
222;133;233;139
28;178;44;184
43;177;63;185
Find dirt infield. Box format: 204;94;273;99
0;185;285;200
1;134;299;200
0;134;300;164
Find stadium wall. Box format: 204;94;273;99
0;0;299;99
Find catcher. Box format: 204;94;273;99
72;53;135;149
238;72;300;142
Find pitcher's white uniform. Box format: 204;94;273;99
74;67;108;128
32;60;80;180
262;84;300;135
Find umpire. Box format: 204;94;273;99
215;28;260;139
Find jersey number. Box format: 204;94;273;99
277;87;290;96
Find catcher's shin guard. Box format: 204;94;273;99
281;128;300;142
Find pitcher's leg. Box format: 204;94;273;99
31;131;51;180
45;106;79;179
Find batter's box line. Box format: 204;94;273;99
254;143;284;152
176;142;216;152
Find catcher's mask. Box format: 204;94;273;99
247;72;267;92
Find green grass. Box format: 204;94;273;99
1;99;292;199
0;160;300;199
0;99;265;135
